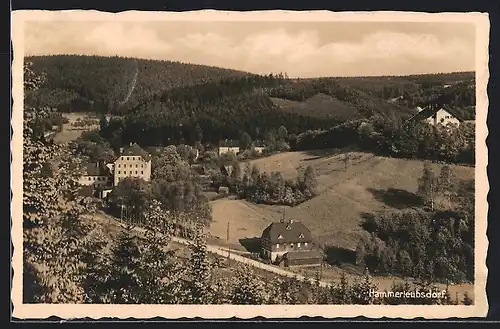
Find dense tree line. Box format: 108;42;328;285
236;164;318;206
71;130;116;163
27;55;475;151
25;55;249;113
293;116;475;164
98;94;334;147
358;166;474;284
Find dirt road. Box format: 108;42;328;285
113;220;332;287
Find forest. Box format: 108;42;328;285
357;165;475;284
26;55;476;151
292;115;475;164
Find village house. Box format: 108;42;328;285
218;139;240;156
252;141;266;154
112;142;152;186
260;219;323;267
409;105;463;128
78;162;112;187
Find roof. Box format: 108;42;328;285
408;105;464;123
119;143;151;161
83;163;111;176
219;139;239;148
261;220;313;244
285;250;323;260
253;140;265;148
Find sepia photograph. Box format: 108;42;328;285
11;10;489;319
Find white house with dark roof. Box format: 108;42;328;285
78;162;112;187
409;105;463;128
218;139;240;156
113;142;152;186
260;219;322;266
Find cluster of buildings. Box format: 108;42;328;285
78;142;152;198
78;139;263;198
218;139;265;156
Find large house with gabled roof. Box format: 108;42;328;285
260;218;323;266
112;142;152;186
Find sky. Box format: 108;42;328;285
24;20;476;78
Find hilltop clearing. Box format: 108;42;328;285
270;93;360;121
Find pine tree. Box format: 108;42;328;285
186;233;213;304
437;165;456;209
350;271;378;305
232;266;266;304
331;271;352;304
462;291;474;305
278;125;288;141
239;132;253;150
417;162;438;211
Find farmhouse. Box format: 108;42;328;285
112;142;152;186
260;219;322;266
79;162;112;187
252;141;266;154
409;105;463;127
218;139;240;156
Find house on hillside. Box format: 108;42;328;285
252;141;266;154
79;162;112;187
260;219;323;266
113;142;152;186
218;139;240;156
408;105;463;128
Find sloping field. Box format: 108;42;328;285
53;112;99;144
270;93;360;121
211;150;474;251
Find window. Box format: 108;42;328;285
136;164;138;168
118;171;121;174
126;157;129;160
135;171;138;174
278;234;284;239
305;242;308;247
299;233;305;239
297;242;301;248
141;164;144;168
276;244;279;249
118;164;121;168
286;225;291;230
141;171;144;174
88;177;91;181
129;171;132;174
124;164;127;168
290;243;294;248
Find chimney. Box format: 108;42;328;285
119;147;124;154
